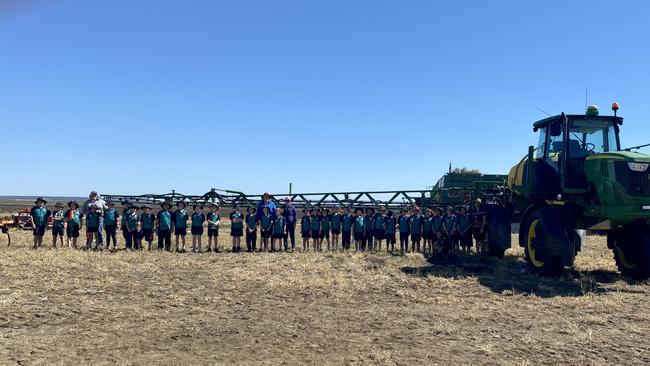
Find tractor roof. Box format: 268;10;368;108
533;114;623;131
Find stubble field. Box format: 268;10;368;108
1;205;649;365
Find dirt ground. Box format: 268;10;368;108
1;207;649;365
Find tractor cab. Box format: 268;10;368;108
533;106;622;190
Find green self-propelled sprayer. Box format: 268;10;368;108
507;102;650;278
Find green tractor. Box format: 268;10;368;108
507;103;650;278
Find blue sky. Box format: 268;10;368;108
1;0;649;197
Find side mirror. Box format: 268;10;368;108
549;122;562;137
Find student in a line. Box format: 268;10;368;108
86;204;103;250
384;210;397;253
321;208;331;251
422;208;435;256
139;204;156;251
120;201;130;249
207;203;221;253
311;208;322;251
353;208;365;251
409;206;424;253
470;198;487;255
443;206;459;254
229;204;244;252
458;206;473;255
341;206;353;251
271;207;286;252
29;197;50;250
330;206;342;251
397;208;410;254
51;202;66;249
157;201;174;251
300;209;311;251
363;207;374;251
260;206;273;251
104;201;119;251
433;207;445;256
245;206;257;252
65;201;83;249
125;204;139;251
174;201;189;253
191;204;206;253
373;206;386;252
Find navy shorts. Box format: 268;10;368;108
140;229;154;241
353;232;364;241
208;228;219;237
301;231;310;239
175;227;187;236
191;226;204;236
321;231;330;239
231;227;243;237
472;227;485;241
105;225;117;235
422;231;434;240
373;229;385;240
87;226;99;233
67;226;80;238
385;232;396;244
411;233;421;242
273;232;285;239
311;230;321;239
33;225;46;236
331;229;341;235
52;226;64;236
261;230;271;239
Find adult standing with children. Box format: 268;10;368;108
83;191;107;247
255;192;277;221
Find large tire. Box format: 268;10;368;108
523;210;563;276
610;224;650;279
487;205;511;258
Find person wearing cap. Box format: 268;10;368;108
372;206;387;252
384;210;397;253
229;204;244;252
82;191;107;248
139;204;156;251
174;201;189;253
281;197;297;251
85;204;103;250
255;192;277;222
104;201;119;251
50;202;66;249
245;206;257;252
330;206;342;251
397;208;411;254
300;209;312;251
340;206;353;251
156;202;174;251
29;197;50;249
191;204;206;253
470;198;487;254
353;208;365;251
124;204;140;250
207;204;221;253
409;206;424;253
64;201;83;249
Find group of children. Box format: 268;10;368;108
28;196;489;257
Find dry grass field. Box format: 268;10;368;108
1;205;649;365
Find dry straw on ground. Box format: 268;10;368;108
1;225;649;365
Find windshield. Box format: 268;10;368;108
568;118;619;156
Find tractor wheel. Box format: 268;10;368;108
486;205;511;258
523;210;563;276
610;225;650;279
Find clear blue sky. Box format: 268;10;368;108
1;0;649;197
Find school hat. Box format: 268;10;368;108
160;201;172;209
193;204;203;210
141;204;151;210
55;202;64;208
107;201;115;206
176;201;186;208
209;203;219;208
354;208;363;214
475;198;482;204
35;197;47;204
68;200;79;208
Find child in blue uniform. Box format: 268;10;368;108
301;209;311;251
230;204;244;252
51;202;66;249
104;201;119;251
125;204;140;250
384;210;397;253
157;202;174;251
29;197;50;249
191;205;205;253
422;208;434;256
321;208;331;251
363;208;374;251
310;208;322;251
330;206;342;251
271;207;286;252
433;207;445;256
207;204;221;252
398;208;410;254
341;206;353;251
139;204;156;251
86;204;102;250
260;206;273;251
245;206;257;252
409;207;423;253
174;201;189;253
353;208;365;251
373;206;386;252
120;201;130;248
443;206;459;254
458;206;473;255
65;201;83;249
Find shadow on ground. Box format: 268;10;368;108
400;254;637;298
